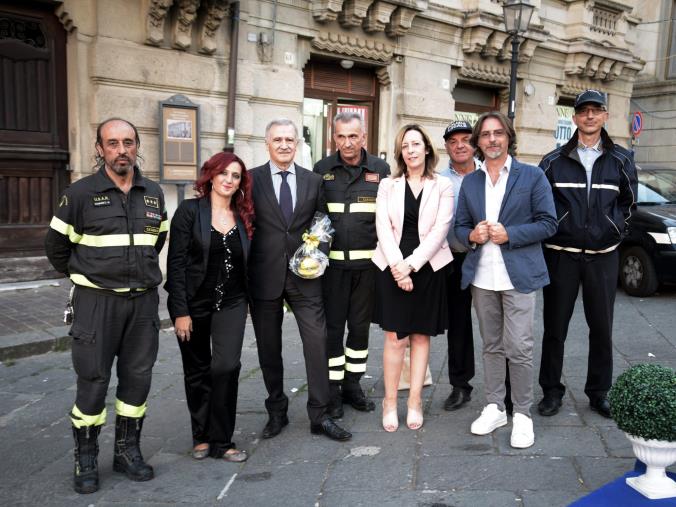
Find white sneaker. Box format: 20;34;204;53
511;413;535;448
470;404;508;435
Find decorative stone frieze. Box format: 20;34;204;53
459;61;511;85
146;0;174;46
172;0;201;50
199;0;229;54
311;31;395;62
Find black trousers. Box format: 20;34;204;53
70;287;159;420
539;249;618;401
251;271;330;425
323;265;375;389
177;298;247;455
445;253;475;391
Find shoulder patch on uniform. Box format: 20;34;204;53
144;225;160;235
365;173;380;183
144;196;160;208
323;173;335;180
92;195;111;207
59;195;68;207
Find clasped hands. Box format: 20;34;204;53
390;260;413;292
469;220;508;245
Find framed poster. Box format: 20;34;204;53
159;94;200;184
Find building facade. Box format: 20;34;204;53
0;0;647;274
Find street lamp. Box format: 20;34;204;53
502;0;535;121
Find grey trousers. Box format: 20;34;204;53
471;286;536;415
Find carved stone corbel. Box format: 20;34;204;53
199;0;229;54
608;60;625;81
311;0;345;22
146;0;174;46
386;7;417;37
172;0;201;50
584;55;603;77
375;66;391;86
363;2;397;33
462;26;493;54
596;58;614;81
564;52;591;76
517;38;539;63
339;0;371;27
482;31;509;58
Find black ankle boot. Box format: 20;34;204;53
113;415;154;481
72;424;101;494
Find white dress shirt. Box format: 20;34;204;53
472;155;514;291
269;161;297;210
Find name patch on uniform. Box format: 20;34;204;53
92;195;111;207
144;196;159;209
357;196;377;203
365;173;380;183
144;226;160;235
323;173;335;181
146;211;162;221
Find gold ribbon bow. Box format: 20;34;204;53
302;232;320;249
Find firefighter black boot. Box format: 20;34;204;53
72;424;101;494
113;415;154;481
327;382;344;419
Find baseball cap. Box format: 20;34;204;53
574;89;607;110
443;120;473;140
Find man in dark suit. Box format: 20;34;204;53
248;118;352;441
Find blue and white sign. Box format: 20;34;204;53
631;111;643;137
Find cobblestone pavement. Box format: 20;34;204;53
0;284;675;507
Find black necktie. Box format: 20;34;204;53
279;171;293;224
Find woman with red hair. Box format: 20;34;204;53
165;152;254;462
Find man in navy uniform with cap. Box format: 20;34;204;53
537;89;637;418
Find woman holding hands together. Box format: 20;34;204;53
372;124;454;432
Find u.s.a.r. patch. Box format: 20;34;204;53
92;195;111;207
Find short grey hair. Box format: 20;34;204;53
265;118;298;140
333;112;364;130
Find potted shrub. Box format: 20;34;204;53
608;363;676;499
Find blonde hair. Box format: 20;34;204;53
392;124;439;178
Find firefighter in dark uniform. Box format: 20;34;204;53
313;112;390;418
45;118;168;494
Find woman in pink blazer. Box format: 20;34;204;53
372;124;453;432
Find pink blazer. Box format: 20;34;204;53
372;174;454;272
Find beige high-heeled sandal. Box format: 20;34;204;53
382;399;399;432
407;403;423;430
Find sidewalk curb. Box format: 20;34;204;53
0;312;173;362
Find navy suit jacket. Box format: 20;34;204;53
454;158;557;294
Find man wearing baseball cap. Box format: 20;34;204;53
537;89;637;418
438;120;478;411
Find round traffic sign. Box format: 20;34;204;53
631;111;643;137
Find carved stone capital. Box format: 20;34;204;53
339;0;370;27
311;0;345;22
386;7;418;38
363;1;397;33
311;31;395;62
146;0;174;46
172;0;201;50
460;61;511;85
199;0;229;54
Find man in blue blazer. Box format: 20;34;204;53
454;111;557;449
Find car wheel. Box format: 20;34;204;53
620;246;659;297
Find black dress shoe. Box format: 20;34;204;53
262;415;289;439
310;418;352;441
343;388;376;412
443;387;471;411
589;397;611;418
537;395;562;417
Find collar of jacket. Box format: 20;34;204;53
561;128;614;158
332;148;369;170
93;165;147;192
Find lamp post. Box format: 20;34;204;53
502;0;535;121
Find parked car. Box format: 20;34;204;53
619;165;676;297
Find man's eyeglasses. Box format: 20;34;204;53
575;107;606;117
479;129;507;140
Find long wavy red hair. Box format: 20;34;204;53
194;152;255;239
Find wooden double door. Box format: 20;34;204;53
0;0;69;257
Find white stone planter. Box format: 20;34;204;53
625;433;676;500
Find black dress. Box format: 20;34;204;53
373;182;447;339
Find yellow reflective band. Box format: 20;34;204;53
348;250;374;260
70;273;136;293
345;347;368;359
50;216;82;243
133;234;159;246
345;363;367;373
327;203;345;213
79;234;130;247
328;355;346;367
70;405;106;428
329;251;345;260
115;399;147;418
329;370;345;380
349;202;376;213
159;220;169;232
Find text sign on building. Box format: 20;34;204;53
555;105;575;148
159;94;200;184
631;111;643;137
